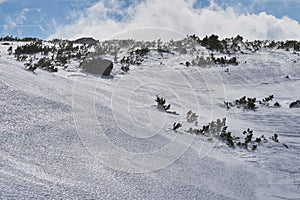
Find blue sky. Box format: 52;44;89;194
1;0;300;40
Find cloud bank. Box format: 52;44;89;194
49;0;300;41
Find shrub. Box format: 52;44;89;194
14;42;51;55
34;57;58;73
121;65;130;72
7;46;13;55
225;95;280;110
186;110;198;125
173;122;182;131
155;95;178;115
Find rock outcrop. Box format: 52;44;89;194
80;57;113;76
289;100;300;108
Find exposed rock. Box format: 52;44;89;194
289;100;300;108
81;57;113;76
74;37;98;45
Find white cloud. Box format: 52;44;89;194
3;8;30;35
49;0;300;41
0;0;7;4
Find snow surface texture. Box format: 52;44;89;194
0;40;300;199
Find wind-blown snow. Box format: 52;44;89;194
0;41;299;199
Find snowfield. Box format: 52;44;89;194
0;39;300;199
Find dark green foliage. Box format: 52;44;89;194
213;56;238;65
14;42;52;55
224;101;233;109
57;55;68;65
173;122;182;131
0;35;16;41
7;46;13;55
220;131;234;147
185;61;191;67
0;36;40;42
188;34;244;54
271;133;279;142
235;96;256;110
197;118;227;136
24;61;36;72
155;95;166;107
225;95;280;110
17;55;28;61
186;110;198;125
182;110;289;150
268;134;289;148
244;132;253;146
12;38;90;73
188;34;300;55
255;138;261;143
274;102;281;107
186;118;234;147
120;48;150;66
134;48;150;57
155;95;177;114
277;40;300;51
201;34;224;52
121;65;130;72
259;95;274;106
34;57;58;72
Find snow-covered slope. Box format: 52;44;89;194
0;40;299;199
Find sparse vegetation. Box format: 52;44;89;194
224;95;281;110
10;38;91;73
155;95;178;115
173;122;182;131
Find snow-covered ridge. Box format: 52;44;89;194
0;35;299;199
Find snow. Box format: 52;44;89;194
1;40;300;199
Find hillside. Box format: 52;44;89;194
0;35;299;199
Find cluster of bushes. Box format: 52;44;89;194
190;55;214;67
189;34;223;52
188;34;244;54
185;117;235;147
189;54;238;67
7;46;13;55
0;35;40;42
244;39;300;52
24;57;58;72
268;40;300;51
224;95;280;110
211;54;238;66
11;39;91;73
189;34;300;55
34;57;58;72
14;41;52;56
182;111;288;150
120;48;150;67
151;99;288;150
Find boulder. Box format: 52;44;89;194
74;37;98;45
289;100;300;108
81;57;113;76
